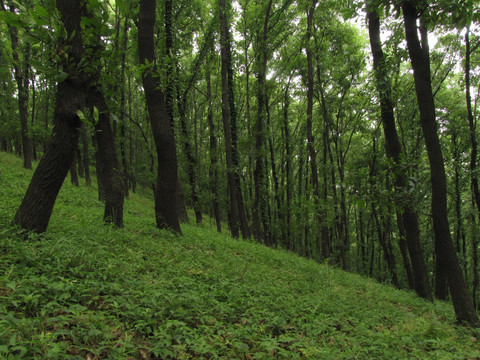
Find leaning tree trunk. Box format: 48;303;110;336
87;86;124;228
12;0;85;233
403;0;479;326
138;0;181;233
367;6;432;300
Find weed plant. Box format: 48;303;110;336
0;152;479;359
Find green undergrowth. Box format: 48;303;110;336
0;151;479;359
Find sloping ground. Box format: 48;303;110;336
0;152;479;359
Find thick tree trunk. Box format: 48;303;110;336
87;86;124;228
12;0;85;233
403;1;479;326
368;7;431;299
138;0;181;233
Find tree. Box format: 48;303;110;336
138;0;182;233
12;0;86;233
2;2;33;169
367;3;432;300
402;0;479;326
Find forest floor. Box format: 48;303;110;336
0;151;479;359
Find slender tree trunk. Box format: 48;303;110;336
253;0;274;243
219;0;239;238
119;15;130;197
177;79;203;225
80;123;91;186
70;154;80;187
465;26;480;311
207;65;222;233
138;0;181;233
283;85;293;250
368;7;432;300
225;8;250;239
403;1;479;326
12;0;85;233
305;0;325;260
5;5;33;170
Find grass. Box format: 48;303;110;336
0;151;479;359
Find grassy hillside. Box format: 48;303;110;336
0;152;479;359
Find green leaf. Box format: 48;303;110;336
34;4;49;18
76;110;93;126
0;11;24;27
54;71;68;83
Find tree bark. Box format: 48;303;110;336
403;0;479;326
367;6;432;300
13;0;85;233
87;86;124;227
138;0;181;233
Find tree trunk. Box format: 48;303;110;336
367;6;432;300
224;3;250;239
207;64;222;233
5;5;33;170
80;123;91;186
283;84;293;250
305;0;325;260
465;27;480;311
87;86;124;227
219;0;239;238
138;0;181;233
12;0;85;233
70;154;80;187
119;14;130;197
403;0;479;326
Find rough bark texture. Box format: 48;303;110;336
367;7;432;300
138;0;181;233
13;0;85;232
403;0;479;326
